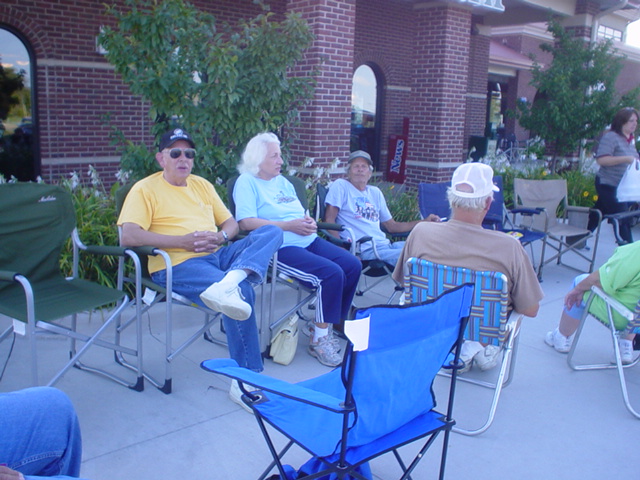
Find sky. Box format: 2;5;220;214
0;29;30;87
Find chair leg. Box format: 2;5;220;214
568;315;640;419
449;326;520;436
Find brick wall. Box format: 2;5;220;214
353;0;415;176
406;4;472;187
286;0;355;170
0;0;278;187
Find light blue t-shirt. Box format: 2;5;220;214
233;173;316;248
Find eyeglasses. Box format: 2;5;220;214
167;148;196;159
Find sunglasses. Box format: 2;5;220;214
167;148;196;159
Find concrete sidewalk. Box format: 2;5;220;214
1;223;638;480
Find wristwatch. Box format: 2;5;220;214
220;230;229;242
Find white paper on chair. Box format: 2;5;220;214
344;316;370;351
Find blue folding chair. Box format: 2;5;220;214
403;257;524;435
418;177;545;270
202;284;473;480
418;181;450;220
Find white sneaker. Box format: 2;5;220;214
308;335;342;367
618;339;634;365
545;328;574;354
303;322;341;351
459;340;484;373
200;283;251;321
229;380;258;414
474;345;502;371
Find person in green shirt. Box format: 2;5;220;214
545;241;640;364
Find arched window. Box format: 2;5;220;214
0;27;37;181
351;64;382;168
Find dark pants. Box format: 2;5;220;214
587;176;633;244
276;237;362;324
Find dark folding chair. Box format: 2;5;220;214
482;176;546;266
0;182;143;390
316;183;403;304
227;175;342;354
418;181;450;220
418;176;545;273
201;284;473;480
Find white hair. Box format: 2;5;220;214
238;132;281;176
446;187;493;211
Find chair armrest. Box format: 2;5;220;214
510;207;544;216
83;244;131;257
566;205;591;215
125;245;162;257
201;359;348;413
588;286;635;322
605;210;640;222
317;221;343;231
0;270;18;282
356;235;374;245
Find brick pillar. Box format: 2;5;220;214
407;4;472;186
465;24;490;152
286;0;355;170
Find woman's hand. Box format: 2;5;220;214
286;216;317;236
0;465;24;480
564;286;586;310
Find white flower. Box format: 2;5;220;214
287;168;298;176
115;169;131;184
304;157;314;168
69;172;80;190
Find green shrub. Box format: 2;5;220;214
58;168;122;289
373;181;420;222
481;152;597;209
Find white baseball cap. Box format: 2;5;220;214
450;162;499;198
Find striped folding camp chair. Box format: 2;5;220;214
403;257;524;435
567;286;640;419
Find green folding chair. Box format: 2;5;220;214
0;182;143;390
114;183;225;394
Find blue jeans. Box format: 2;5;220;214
564;273;590;319
0;387;86;480
277;237;361;324
360;241;405;267
152;225;283;372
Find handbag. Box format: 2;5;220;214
617;159;640;202
269;313;299;366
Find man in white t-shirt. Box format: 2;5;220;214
324;150;439;267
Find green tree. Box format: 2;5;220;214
0;62;25;120
515;18;640;167
99;0;315;182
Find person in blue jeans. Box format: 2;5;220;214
0;387;87;480
234;132;362;368
117;127;283;408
